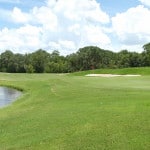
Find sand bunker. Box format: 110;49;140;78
85;74;141;77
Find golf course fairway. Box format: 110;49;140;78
0;70;149;150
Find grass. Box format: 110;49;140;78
71;67;150;76
0;68;150;150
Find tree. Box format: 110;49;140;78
129;52;142;67
27;49;50;73
0;43;150;73
142;43;150;66
117;50;130;68
13;54;26;73
67;53;79;72
24;64;35;73
76;46;102;70
0;50;14;72
45;50;68;73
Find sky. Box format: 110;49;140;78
0;0;150;55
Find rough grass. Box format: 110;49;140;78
0;70;150;150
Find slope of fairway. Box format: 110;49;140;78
71;67;150;76
0;73;150;150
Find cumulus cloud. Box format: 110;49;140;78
11;7;31;23
0;25;42;53
0;0;111;54
139;0;150;7
84;25;111;45
112;5;150;50
32;6;58;31
49;0;110;23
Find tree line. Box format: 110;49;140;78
0;43;150;73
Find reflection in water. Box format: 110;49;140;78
0;87;22;108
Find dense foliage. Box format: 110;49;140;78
0;43;150;73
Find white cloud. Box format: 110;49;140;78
84;25;111;45
112;5;150;48
51;0;109;23
0;25;42;53
120;44;144;52
59;40;76;50
0;0;111;54
68;24;80;35
11;7;31;23
139;0;150;6
32;6;58;31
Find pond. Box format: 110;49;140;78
0;86;22;108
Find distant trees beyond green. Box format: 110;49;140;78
0;43;150;73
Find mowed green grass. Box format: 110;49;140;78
0;70;150;150
71;67;150;76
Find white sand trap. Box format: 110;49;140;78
85;74;141;77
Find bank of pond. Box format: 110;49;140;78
0;86;22;108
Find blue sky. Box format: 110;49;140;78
98;0;140;16
0;0;149;55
